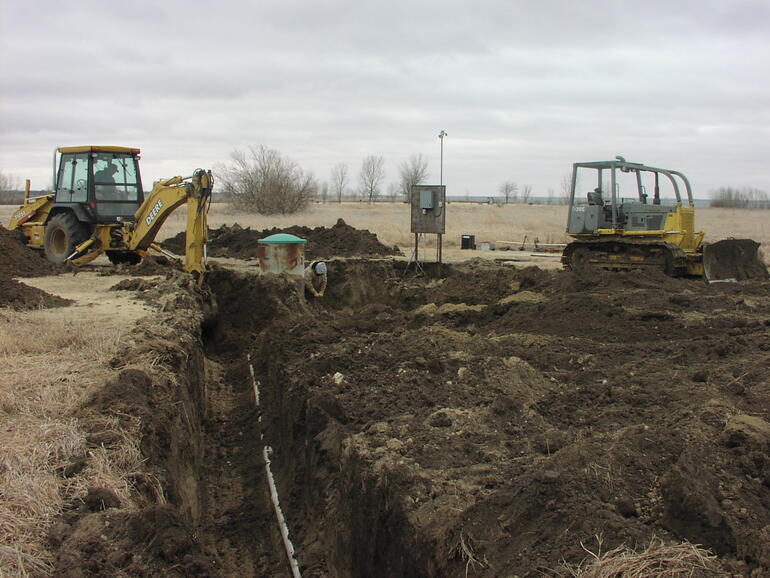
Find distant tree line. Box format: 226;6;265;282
217;145;438;214
0;170;22;204
185;144;613;214
710;187;769;208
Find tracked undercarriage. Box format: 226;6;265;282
561;239;693;276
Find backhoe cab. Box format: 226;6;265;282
561;157;767;282
9;146;213;279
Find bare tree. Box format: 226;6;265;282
330;163;348;203
387;182;400;202
216;145;317;215
399;153;428;201
319;181;329;203
521;184;533;203
0;170;21;204
499;181;518;204
359;155;385;203
560;173;572;198
711;186;769;208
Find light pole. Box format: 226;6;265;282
438;130;447;185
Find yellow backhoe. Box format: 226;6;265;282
561;157;768;282
8;146;213;280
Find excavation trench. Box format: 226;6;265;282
53;259;770;576
200;261;442;577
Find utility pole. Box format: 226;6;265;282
438;130;447;185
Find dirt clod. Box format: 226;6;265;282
83;488;122;512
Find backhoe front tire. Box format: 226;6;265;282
44;213;89;264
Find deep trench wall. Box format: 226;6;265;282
208;265;441;577
254;324;439;578
107;280;210;524
143;309;208;524
54;277;212;576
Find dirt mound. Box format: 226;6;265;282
161;218;402;260
52;505;212;576
0;224;65;277
0;276;72;310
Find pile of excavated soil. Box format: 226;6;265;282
0;276;72;310
0;224;64;277
47;275;219;576
161;219;402;260
0;224;71;310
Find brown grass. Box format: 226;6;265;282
554;536;721;577
0;280;152;576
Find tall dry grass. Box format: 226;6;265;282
1;202;767;258
0;308;140;576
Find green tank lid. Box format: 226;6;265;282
258;233;307;244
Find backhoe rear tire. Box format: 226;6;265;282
44;213;89;264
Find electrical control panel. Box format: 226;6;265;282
411;185;446;234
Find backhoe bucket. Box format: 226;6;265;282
702;239;768;282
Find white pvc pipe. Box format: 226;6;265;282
264;446;302;578
247;355;302;578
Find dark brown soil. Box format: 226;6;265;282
0;224;72;309
161;219;402;260
37;253;770;577
215;260;770;577
0;224;65;277
98;254;183;277
51;281;221;577
0;276;72;310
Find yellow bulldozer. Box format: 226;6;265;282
561;157;768;282
8;146;213;280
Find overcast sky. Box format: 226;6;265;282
1;0;769;198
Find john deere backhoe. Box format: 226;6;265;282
8;146;213;280
561;157;768;282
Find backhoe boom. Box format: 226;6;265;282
126;169;213;276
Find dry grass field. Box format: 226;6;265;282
1;201;768;260
171;201;769;259
0;275;156;574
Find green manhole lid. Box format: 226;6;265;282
258;233;307;244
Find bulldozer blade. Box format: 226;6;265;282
702;239;769;282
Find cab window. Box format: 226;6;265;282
93;153;141;202
56;153;89;203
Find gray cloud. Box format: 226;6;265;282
1;0;769;197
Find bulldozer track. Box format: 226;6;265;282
562;239;685;276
